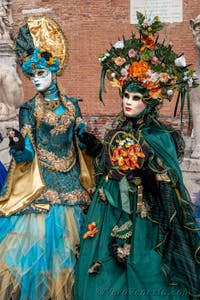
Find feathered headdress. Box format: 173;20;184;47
99;11;198;125
15;16;68;76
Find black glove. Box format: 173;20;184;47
7;128;25;151
126;168;158;195
77;130;102;157
139;168;158;194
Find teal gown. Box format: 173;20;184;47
74;111;200;300
0;93;91;300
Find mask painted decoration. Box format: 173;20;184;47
30;68;52;92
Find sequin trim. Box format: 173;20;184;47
111;221;133;239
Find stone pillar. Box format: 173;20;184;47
189;15;200;159
181;136;200;202
0;0;24;168
179;16;200;203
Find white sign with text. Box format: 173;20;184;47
130;0;183;24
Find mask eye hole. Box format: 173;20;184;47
29;72;34;78
132;95;143;101
124;92;130;99
37;70;45;76
194;23;200;32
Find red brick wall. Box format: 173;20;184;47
12;0;200;133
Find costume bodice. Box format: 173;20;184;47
19;93;83;173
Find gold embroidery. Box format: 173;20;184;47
156;172;171;182
136;185;150;218
76;117;84;127
61;190;91;204
37;145;76;173
34;93;76;133
44;99;61;111
37;190;61;204
38;189;91;204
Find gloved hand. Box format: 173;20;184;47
76;123;87;149
7;128;25;151
11;148;34;163
76;124;102;157
76;123;86;138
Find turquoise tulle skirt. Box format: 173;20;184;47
0;161;7;190
0;204;83;300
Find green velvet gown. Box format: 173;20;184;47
74;110;200;300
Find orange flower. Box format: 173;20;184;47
149;88;162;99
111;143;145;171
140;37;155;52
142;81;162;99
83;222;98;239
159;72;170;83
112;57;126;66
128;144;145;159
128;61;150;79
143;81;160;90
111;146;123;162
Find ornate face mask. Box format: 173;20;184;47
30;68;52;92
122;90;146;118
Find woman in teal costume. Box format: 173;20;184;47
0;133;7;190
0;17;91;300
74;12;200;300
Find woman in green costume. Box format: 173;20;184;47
74;12;200;300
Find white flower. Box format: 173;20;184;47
188;78;193;87
126;137;134;144
119;140;125;146
113;40;124;49
111;73;116;78
145;70;159;83
121;67;128;76
174;56;186;67
167;90;173;96
98;52;110;62
144;16;154;26
120;65;130;76
104;52;110;58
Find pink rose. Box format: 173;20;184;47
128;49;137;58
151;56;159;65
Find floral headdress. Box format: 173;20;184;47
99;12;198;123
21;48;60;75
15;16;68;76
